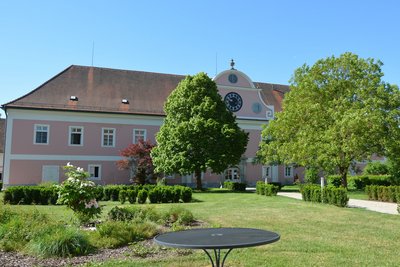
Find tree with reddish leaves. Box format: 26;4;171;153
117;139;157;185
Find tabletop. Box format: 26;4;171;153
154;227;280;250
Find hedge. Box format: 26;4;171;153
300;184;348;207
255;181;279;196
3;184;192;205
365;185;400;203
223;181;246;191
327;175;393;189
3;186;58;205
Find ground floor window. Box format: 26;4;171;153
225;167;240;181
42;165;59;183
284;165;293;178
88;164;101;180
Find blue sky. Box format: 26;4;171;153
1;0;399;118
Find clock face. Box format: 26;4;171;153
224;92;243;112
228;73;238;84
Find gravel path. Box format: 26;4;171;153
278;192;398;215
0;239;189;267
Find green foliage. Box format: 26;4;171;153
118;190;127;204
305;167;319;184
180;186;192;203
126;189;137;204
137;189;148;204
164;206;194;226
349;175;392;190
258;52;400;187
265;184;279;196
27;224;93;257
301;184;349;207
151;72;249;189
365;185;400;202
91;220;158;248
327;175;342;187
256;181;266;195
56;163;102;225
223;181;247;191
3;186;58;205
255;181;279;196
0;208;50;252
363;161;389;175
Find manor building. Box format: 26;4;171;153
1;64;304;188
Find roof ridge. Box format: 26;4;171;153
70;65;187;78
1;65;75;110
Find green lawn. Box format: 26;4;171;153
1;191;399;266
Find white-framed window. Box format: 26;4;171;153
42;165;59;183
262;165;271;178
102;128;115;147
88;164;101;180
133;129;147;144
34;124;49;144
284;165;293;178
69;126;84;146
225;167;240;181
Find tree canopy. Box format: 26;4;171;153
151;72;249;189
258;52;400;187
117;139;156;185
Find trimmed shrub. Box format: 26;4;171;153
3;186;58;205
223;181;247;191
365;185;399;202
119;190;127;204
268;182;282;190
256;181;265;195
180;186;192;203
172;186;182;203
160;186;173;203
137;189;148;204
148;187;161;204
265;184;279;196
301;184;348;207
126;189;137;204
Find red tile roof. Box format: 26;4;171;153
2;65;287;115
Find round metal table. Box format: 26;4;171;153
154;227;280;267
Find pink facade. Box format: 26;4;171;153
2;65;303;188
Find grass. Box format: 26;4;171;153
1;191;399;266
82;192;400;267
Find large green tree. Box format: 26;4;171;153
151;72;249;189
258;52;400;187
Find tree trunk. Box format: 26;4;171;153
339;166;348;188
195;169;202;190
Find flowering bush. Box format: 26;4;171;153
57;163;102;224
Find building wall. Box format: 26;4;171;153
4;108;296;188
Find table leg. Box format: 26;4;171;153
203;248;233;267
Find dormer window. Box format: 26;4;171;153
70;96;78;101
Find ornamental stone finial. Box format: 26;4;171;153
230;59;235;70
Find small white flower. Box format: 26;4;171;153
67;162;73;167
